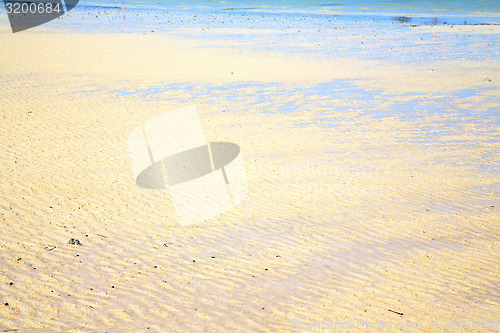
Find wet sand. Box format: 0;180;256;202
0;20;499;332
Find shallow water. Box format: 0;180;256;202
70;0;500;17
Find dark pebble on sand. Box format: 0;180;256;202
68;238;82;246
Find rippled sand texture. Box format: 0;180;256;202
0;26;499;332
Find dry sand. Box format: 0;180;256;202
0;25;499;332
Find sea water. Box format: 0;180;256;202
80;0;500;18
1;0;499;33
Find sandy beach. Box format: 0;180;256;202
0;8;499;332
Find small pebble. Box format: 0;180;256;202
68;238;82;246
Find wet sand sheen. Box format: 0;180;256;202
0;26;499;332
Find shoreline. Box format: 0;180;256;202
1;4;500;33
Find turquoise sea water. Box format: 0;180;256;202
81;0;500;17
1;0;499;31
53;0;499;34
